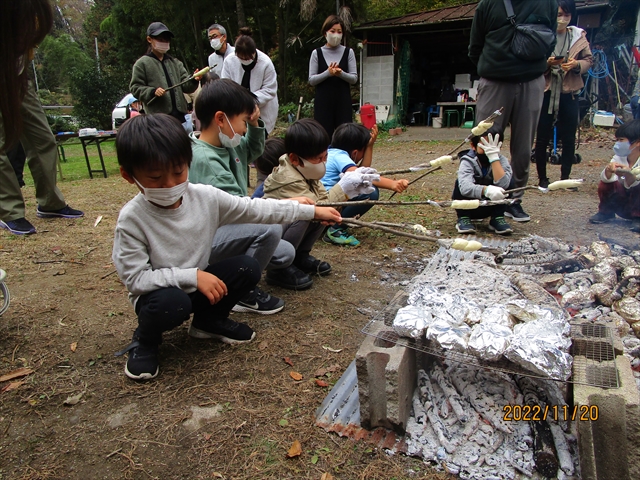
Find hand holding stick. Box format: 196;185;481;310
147;66;210;105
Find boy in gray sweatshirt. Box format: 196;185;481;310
112;114;341;380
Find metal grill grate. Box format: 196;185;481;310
362;275;620;389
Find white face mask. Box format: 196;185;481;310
153;41;170;54
210;38;222;50
326;33;343;47
295;158;326;180
219;113;243;148
134;177;188;207
239;56;255;66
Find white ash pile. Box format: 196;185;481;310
405;363;577;480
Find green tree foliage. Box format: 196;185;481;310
37;34;93;92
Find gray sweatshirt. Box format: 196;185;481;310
112;183;314;306
457;151;512;199
308;45;357;86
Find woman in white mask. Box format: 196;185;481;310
130;22;202;133
221;27;279;135
533;0;592;189
308;15;358;140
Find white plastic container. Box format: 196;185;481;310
433;117;442;129
593;111;616;127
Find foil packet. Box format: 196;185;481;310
468;323;512;361
504;320;572;380
393;305;433;339
480;305;514;328
506;299;569;334
427;318;471;352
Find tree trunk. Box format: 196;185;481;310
277;3;287;103
236;0;247;29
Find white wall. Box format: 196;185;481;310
362;51;394;107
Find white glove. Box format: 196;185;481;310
479;133;502;163
484;185;506;201
338;167;381;199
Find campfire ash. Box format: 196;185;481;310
389;235;640;479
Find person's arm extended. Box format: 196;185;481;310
344;165;407;193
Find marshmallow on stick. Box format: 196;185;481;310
450;238;483;251
471;120;494;136
429;155;453;168
547;179;584;191
451;199;481;209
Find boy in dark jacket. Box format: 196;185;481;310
453;128;513;235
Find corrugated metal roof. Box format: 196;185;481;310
354;0;610;31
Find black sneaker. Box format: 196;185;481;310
538;178;550;189
589;212;614;224
294;254;332;276
265;265;313;290
36;205;84;219
504;202;530;222
0;218;36;235
231;287;284;315
189;317;256;344
115;339;159;381
456;217;476;234
489;216;513;235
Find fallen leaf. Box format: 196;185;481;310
63;391;84;406
321;473;335;480
94;215;103;227
212;473;224;479
311;454;319;464
51;246;63;256
1;381;24;393
322;345;343;353
314;367;328;378
283;357;294;367
203;433;212;441
315;379;329;388
289;371;303;381
279;419;289;427
326;364;341;373
286;440;302;458
258;341;269;350
0;367;34;383
70;342;77;352
53;269;66;276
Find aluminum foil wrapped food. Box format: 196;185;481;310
589;241;612;260
561;288;596;309
592;259;619;286
613;297;640;325
468;323;512;361
426;318;471;352
504;320;572;380
465;301;484;326
480;304;514;328
506;299;569;333
393;305;432;339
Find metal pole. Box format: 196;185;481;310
95;37;101;73
336;0;339;15
31;60;39;91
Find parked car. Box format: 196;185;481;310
111;93;136;130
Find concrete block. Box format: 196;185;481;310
356;321;416;434
574;355;640;479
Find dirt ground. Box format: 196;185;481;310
0;128;635;480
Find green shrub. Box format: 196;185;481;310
278;101;314;122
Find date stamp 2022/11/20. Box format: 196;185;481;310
503;404;599;422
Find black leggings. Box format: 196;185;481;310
534;91;579;181
133;255;261;345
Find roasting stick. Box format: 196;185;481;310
340;218;500;253
147;66;210;105
317;198;512;208
503;179;585;195
444;107;505;157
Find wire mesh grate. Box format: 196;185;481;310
362;289;620;388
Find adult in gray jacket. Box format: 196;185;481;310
130;22;201;133
469;0;557;223
308;15;357;139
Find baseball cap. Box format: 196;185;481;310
147;22;174;38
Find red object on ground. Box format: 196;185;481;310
360;103;376;129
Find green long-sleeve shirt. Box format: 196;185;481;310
188;120;266;197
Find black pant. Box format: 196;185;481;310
452;179;507;220
133;255;260;345
534;91;579;181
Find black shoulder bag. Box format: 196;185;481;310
503;0;555;61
